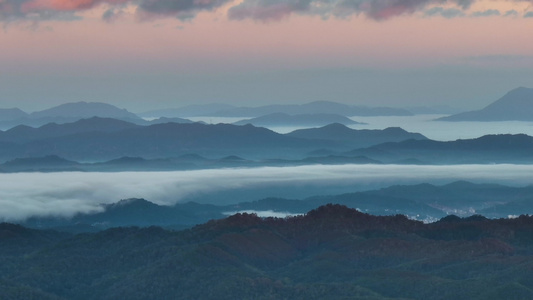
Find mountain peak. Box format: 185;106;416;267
305;204;367;219
107;198;159;210
382;127;408;133
322;122;350;129
439;87;533;122
508;86;530;93
30;102;141;120
487;87;533;108
0;108;29;122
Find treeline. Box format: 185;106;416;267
2;205;533;299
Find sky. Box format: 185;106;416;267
1;0;533;112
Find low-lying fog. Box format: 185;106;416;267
2;164;533;221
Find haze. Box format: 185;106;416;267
1;0;533;112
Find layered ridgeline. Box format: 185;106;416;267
0;119;321;161
0;118;426;162
30;102;141;120
3;114;533;164
0;102;195;129
0;108;28;121
139;100;413;118
0;102;142;129
17;181;533;232
3;117;533;164
4;204;533;299
439;87;533;121
233;113;363;127
348;134;533;164
0;100;411;130
287;123;427;150
0;154;384;172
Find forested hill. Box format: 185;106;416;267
3;204;533;299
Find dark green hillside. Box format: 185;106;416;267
5;205;533;299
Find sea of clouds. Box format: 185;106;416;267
2;164;533;221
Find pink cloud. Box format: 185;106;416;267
20;0;127;13
2;0;532;23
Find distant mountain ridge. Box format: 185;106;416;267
0;119;431;162
0;117;532;164
30;102;141;120
0;116;531;164
349;133;533;164
0;102;145;129
139;103;236;118
139;101;413;118
0;122;323;161
0;117;141;143
233;113;362;127
0;153;384;172
439;87;533;121
0;108;28;121
287;123;427;149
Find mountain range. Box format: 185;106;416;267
0;118;426;162
139;103;237;118
233;113;362;127
0;154;384;173
0;108;28;121
1;116;533;164
4;88;533;300
439;87;533;121
2;87;532;130
4;204;533;299
287;123;427;149
348;133;533;164
140;100;413;118
2;93;533;164
17;181;533;232
0;101;413;131
30;101;140;120
0;102;195;130
0;122;320;161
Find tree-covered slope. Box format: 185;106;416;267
4;205;533;299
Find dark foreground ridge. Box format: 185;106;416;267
3;204;533;299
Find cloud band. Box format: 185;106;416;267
1;0;532;24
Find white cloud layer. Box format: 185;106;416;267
1;164;533;221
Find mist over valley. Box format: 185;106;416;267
4;2;533;295
1;88;533;298
3;164;533;223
